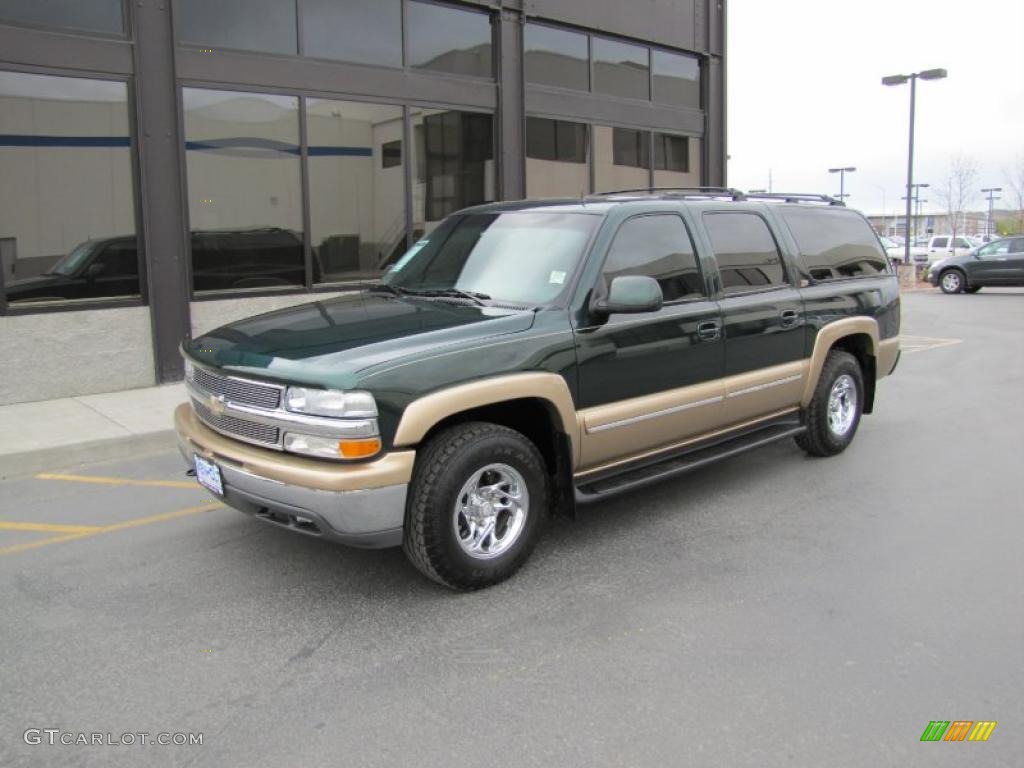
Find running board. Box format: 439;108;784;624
574;422;806;503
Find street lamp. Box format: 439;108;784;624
882;67;947;268
828;167;856;201
981;187;1002;237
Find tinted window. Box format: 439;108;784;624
932;237;948;247
594;125;647;193
0;0;122;34
302;0;401;67
524;23;588;90
978;241;1009;257
411;109;494;235
593;38;649;99
406;1;492;79
0;71;139;306
382;140;402;169
779;207;889;281
183;88;304;291
612;128;650;168
703;212;787;293
652;50;700;107
603;215;703;301
1012;239;1024;254
525;118;589;198
176;0;298;55
653;133;688;172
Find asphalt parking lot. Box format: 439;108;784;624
1;289;1022;768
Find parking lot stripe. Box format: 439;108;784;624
35;473;200;490
0;501;224;557
0;522;101;534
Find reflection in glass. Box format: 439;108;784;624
602;215;703;300
592;38;649;99
703;212;786;293
524;24;588;90
653;133;700;189
411;109;494;237
594;126;649;193
406;1;493;79
0;0;123;34
307;99;405;282
0;71;138;305
183;88;304;291
525;118;589;198
652;50;700;107
176;0;298;55
302;0;402;68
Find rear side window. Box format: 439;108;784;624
602;214;704;301
702;212;787;293
778;207;890;282
932;236;948;248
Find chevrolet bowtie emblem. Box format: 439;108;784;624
208;393;227;417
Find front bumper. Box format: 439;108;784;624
927;271;940;286
174;403;414;549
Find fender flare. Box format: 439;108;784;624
801;317;880;407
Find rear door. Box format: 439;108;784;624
968;239;1012;284
1006;238;1024;284
700;210;806;426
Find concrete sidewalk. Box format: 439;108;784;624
0;383;186;478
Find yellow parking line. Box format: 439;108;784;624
0;521;101;534
0;501;224;557
35;473;200;490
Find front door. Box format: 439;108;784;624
573;212;724;470
700;210;807;426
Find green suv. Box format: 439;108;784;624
176;189;901;590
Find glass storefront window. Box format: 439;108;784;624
0;71;139;305
652;50;700;108
524;23;588;91
594;126;649;193
176;0;298;56
653;133;701;189
525;117;589;199
302;0;402;68
0;0;123;35
406;1;493;79
307;99;405;282
411;108;494;237
592;38;649;100
182;88;304;292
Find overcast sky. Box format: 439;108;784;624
727;0;1024;216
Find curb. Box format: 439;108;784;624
0;430;178;480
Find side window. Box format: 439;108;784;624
1011;239;1024;254
932;237;948;248
777;207;889;281
953;237;971;249
94;242;139;279
980;241;1009;257
702;212;787;293
602;215;704;301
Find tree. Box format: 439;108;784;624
935;156;978;239
1005;154;1024;235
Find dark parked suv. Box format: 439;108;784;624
175;189;901;590
927;236;1024;293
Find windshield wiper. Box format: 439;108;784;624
400;287;491;306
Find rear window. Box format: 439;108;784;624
779;207;890;282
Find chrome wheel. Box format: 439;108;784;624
941;271;962;293
827;374;857;437
452;463;529;560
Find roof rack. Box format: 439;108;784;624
592;186;747;200
743;192;846;206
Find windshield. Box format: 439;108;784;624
383;212;600;306
48;241;96;276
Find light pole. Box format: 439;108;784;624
981;187;1002;237
882;68;948;269
828;166;856;201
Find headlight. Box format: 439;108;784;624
184;358;194;382
284;387;377;418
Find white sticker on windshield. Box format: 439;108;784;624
389;239;428;273
549;270;566;285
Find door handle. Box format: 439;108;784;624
780;309;799;328
696;321;720;341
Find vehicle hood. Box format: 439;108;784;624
3;274;65;294
185;291;537;390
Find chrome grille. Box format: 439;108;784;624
191;365;281;409
192;398;280;447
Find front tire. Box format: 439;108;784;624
403;422;549;590
939;269;965;294
795;350;864;457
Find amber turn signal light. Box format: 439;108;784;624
338;438;382;459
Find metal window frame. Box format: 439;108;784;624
0;0;131;40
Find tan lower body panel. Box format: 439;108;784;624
577;360;808;472
877;337;899;378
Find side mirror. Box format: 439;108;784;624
593;275;663;315
84;262;105;279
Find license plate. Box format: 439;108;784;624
194;455;223;496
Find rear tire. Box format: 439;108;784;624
795;350;864;457
403;422;549;591
939;269;965;294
